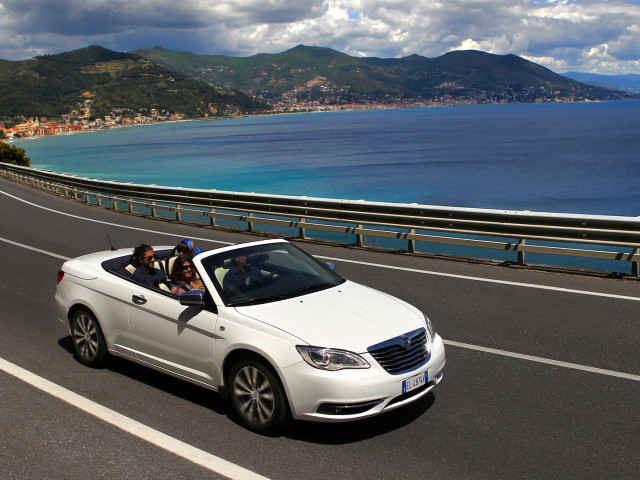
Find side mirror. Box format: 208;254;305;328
179;289;205;306
324;261;335;271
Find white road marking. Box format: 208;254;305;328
0;188;234;247
0;236;71;260
444;340;640;382
0;357;270;480
316;256;640;302
2;186;639;303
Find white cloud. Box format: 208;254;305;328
0;0;639;73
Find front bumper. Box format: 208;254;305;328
281;333;446;422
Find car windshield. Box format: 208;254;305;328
200;242;344;306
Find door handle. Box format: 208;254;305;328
132;294;147;305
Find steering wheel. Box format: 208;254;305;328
263;270;279;282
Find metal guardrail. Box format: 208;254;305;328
2;163;639;276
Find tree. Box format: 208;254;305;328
0;142;31;166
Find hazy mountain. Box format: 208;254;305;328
133;45;636;105
0;46;267;120
562;71;640;94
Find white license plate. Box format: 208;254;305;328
402;371;428;394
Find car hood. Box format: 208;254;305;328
234;280;425;352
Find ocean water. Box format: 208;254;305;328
17;101;640;272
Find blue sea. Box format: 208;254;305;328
17;101;640;272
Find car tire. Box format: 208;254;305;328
71;309;108;368
229;359;289;435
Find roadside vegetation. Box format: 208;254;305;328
0;142;30;166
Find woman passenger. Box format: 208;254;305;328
170;255;205;295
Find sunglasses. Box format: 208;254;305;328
142;254;156;260
180;264;193;271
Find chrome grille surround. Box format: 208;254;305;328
367;327;431;375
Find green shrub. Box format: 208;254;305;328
0;142;30;166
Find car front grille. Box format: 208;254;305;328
367;328;430;375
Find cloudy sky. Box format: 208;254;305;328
1;0;639;74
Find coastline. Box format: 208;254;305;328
5;97;637;144
4;118;201;143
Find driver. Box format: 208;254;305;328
222;253;265;292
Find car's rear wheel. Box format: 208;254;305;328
71;309;108;368
229;359;289;434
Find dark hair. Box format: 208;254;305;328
170;255;191;283
174;238;201;257
133;244;153;265
176;241;191;256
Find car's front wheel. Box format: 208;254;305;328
229;359;289;434
71;309;108;368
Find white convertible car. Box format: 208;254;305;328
55;239;445;434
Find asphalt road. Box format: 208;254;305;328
1;177;638;479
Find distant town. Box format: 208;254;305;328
1;88;581;142
1;92;186;141
0;99;437;141
0;102;394;141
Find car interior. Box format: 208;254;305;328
102;248;183;295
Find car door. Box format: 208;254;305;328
127;286;220;387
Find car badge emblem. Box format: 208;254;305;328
401;336;411;349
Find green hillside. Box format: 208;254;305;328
134;45;635;104
0;46;267;120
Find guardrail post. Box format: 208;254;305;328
209;208;216;227
128;201;134;214
356;224;364;248
176;204;182;222
298;218;306;239
517;239;526;265
97;196;103;207
632;248;639;277
151;202;157;217
408;228;416;254
247;212;255;233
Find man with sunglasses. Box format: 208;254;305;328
132;244;166;287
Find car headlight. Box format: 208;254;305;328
296;346;370;371
424;314;435;340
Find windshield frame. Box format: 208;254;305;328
199;240;344;307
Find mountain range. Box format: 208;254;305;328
562;71;640;93
133;45;635;106
1;45;636;122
